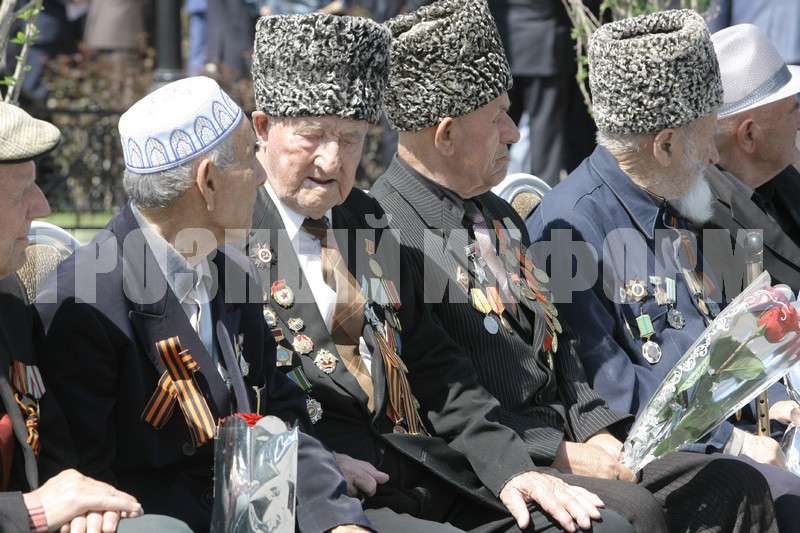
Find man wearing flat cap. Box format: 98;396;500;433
249;11;636;533
372;2;777;532
34;77;371;532
0;103;194;532
528;9;800;532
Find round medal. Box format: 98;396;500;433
499;314;513;333
552;316;563;334
239;359;250;376
293;334;313;354
484;314;499;335
667;308;685;329
519;285;536;300
642;341;662;364
393;425;407;434
369;258;383;278
250;243;276;270
534;267;550;283
697;297;709;315
306;397;323;423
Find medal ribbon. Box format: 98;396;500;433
141;337;216;448
9;362;45;457
374;332;426;435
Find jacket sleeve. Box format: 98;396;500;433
0;492;29;533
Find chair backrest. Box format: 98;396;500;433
492;173;552;219
17;221;81;301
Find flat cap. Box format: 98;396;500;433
588;9;722;134
384;0;511;132
0;102;60;163
252;13;391;123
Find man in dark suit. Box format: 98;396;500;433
34;77;371;532
372;2;780;532
248;10;638;533
0;103;192;532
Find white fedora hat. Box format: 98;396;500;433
712;23;800;119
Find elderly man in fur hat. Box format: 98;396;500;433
248;10;636;533
34;77;371;532
372;2;779;532
528;9;800;532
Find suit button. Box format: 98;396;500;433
182;442;195;456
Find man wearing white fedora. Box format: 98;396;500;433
701;24;800;296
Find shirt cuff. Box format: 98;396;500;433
22;492;48;533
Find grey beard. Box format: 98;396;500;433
672;174;715;224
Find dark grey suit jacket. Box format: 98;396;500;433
702;165;800;299
370;158;631;465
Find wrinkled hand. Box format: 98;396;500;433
552;441;636;482
333;453;390;498
499;471;604;532
32;469;142;531
770;400;800;426
741;433;788;469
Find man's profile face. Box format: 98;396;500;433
757;95;800;177
667;113;719;200
0;161;50;278
256;114;369;219
448;93;520;199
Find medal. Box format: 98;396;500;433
456;266;469;292
650;276;667;306
287;317;304;332
250;243;277;269
519;284;536;300
619;282;628;304
667;308;685;329
707;300;720;317
533;267;550;284
263;305;278;327
626;278;648;302
642;341;662;364
697;296;709;315
271;280;295;308
306;397;323;423
314;349;337;374
293;334;313;354
381;279;401;309
483;315;499;334
665;277;677;304
471;288;498;334
636;313;660;364
365;239;383;277
276;347;292;367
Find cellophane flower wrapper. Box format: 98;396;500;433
211;414;298;532
622;271;800;472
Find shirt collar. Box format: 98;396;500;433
130;204;211;303
589;145;668;239
262;180;332;239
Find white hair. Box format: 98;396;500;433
123;133;238;210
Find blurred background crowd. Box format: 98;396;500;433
1;0;798;239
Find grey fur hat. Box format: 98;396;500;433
384;0;511;132
588;9;722;134
252;14;390;124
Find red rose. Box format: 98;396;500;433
233;413;264;427
757;303;800;343
747;285;795;314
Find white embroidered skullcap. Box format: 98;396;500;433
712;24;800;119
119;76;243;174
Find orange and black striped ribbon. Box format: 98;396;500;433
141;337;216;448
375;332;425;435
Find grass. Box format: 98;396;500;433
43;210;115;244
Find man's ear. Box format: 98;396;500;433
195;158;216;211
252;111;270;144
652;128;676;167
735;118;757;154
433;117;457;157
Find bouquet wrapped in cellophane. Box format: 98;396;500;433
622;271;800;472
211;413;298;532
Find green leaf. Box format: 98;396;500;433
708;336;752;368
719;355;765;380
10;31;26;44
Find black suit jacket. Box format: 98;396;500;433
370;158;631;464
702;165;800;299
248;187;539;517
34;205;368;532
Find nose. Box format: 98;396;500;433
315;141;342;174
502;114;521;145
28;184;51;220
